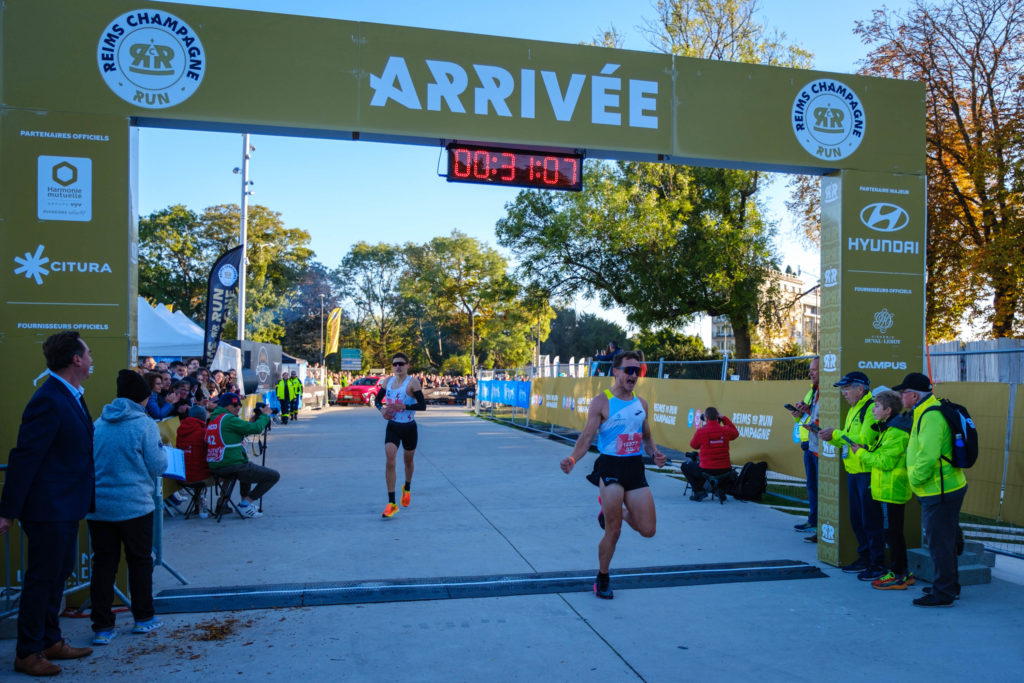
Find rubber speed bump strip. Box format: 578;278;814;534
154;559;825;613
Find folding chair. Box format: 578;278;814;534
213;474;242;522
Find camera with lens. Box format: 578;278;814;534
251;402;269;422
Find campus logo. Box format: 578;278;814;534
822;268;838;288
872;309;894;334
858;360;907;370
256;346;271;385
822;354;837;373
791;79;866;161
97;9;206;109
860;203;909;233
13;245;113;286
217;263;238;288
38;156;92;222
820;522;836;544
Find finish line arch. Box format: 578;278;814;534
0;0;925;567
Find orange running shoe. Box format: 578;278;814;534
400;487;411;507
381;502;399;518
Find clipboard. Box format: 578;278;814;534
163;446;186;481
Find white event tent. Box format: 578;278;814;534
137;296;241;371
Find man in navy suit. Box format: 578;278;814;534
0;331;96;676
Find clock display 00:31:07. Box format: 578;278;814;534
446;146;583;191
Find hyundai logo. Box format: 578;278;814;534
860;203;909;232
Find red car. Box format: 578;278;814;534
335;376;384;406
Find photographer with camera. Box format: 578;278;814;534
683;407;739;501
205;393;278;519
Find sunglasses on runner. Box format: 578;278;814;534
392;361;407;366
617;366;641;376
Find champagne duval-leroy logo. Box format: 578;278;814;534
792;79;866;161
97;9;205;108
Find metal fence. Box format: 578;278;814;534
483;343;1024;559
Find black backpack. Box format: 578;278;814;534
733;461;768;501
919;398;979;469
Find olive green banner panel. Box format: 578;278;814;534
1002;385;1024;526
529;377;809;478
1;0;923;174
0;109;135;462
935;383;1008;520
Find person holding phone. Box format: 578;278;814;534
788;357;819;541
684;407;739;501
819;371;884;580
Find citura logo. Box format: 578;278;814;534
97;10;205;109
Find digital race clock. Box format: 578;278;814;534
446;144;583;191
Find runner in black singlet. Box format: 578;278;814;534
560;351;666;599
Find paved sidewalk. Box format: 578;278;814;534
3;406;1023;680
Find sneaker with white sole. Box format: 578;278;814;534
132;618;163;634
237;502;263;518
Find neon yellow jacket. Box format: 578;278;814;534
796;385;815;443
276;378;292;400
857;415;911;504
907;394;967;497
826;393;878;474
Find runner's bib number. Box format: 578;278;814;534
615;433;643;455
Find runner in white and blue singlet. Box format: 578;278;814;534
374;352;426;519
561;351;666;599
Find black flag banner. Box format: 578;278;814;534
202;245;244;368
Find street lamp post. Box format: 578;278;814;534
233;134;254;342
320;293;325;380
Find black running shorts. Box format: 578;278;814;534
385;420;418;450
585;454;649;491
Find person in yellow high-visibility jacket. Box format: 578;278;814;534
276;373;298;424
287;373;303;420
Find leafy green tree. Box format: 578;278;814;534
138;204;211;318
138;203;313;344
541;308;627;360
477;284;555;368
279;262;341;363
407;231;515;371
201;204;314;343
631;328;718;361
334;242;411;367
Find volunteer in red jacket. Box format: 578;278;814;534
684;407;739;501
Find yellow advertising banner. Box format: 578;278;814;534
935;383;1008;520
530;377;809;477
325;308;342;356
1001;385;1024;526
1;0;923;175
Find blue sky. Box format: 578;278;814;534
144;1;913;334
